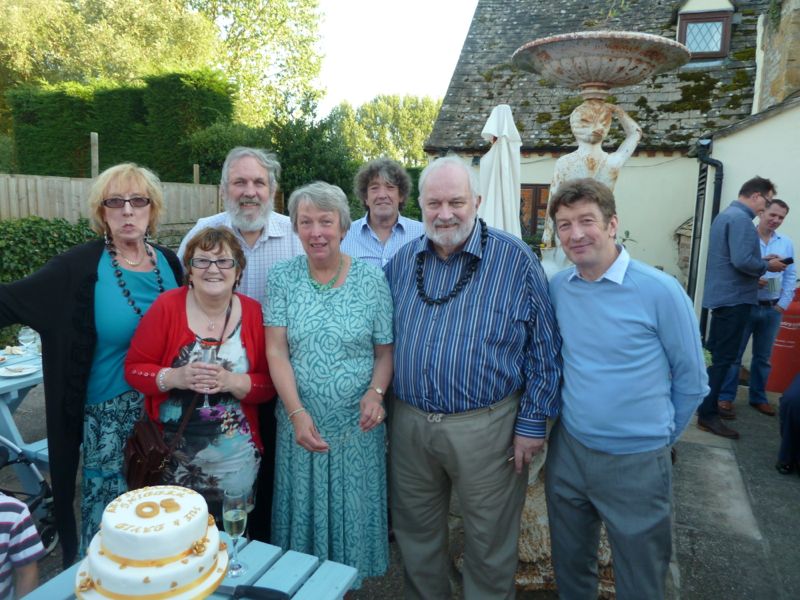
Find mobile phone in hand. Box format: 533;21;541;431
780;257;794;265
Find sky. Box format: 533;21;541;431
315;0;480;116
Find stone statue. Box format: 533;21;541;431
541;99;642;248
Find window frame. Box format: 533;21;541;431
678;11;733;59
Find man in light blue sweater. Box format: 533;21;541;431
546;178;709;600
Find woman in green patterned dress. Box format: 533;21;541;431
265;181;393;587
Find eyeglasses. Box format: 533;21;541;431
102;196;151;208
189;257;237;270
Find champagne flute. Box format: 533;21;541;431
222;489;248;577
197;340;218;408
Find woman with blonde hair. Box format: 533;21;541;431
0;163;182;566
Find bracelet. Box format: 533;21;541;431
287;407;306;421
157;368;171;392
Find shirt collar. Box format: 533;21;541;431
731;200;756;219
231;213;288;245
567;244;629;284
362;214;406;235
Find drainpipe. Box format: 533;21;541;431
691;137;723;341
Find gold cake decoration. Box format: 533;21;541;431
159;498;180;513
192;540;206;555
135;501;160;518
78;577;94;592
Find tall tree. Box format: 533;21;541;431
329;95;442;167
0;0;219;127
189;0;323;126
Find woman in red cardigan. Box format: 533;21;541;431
125;227;275;518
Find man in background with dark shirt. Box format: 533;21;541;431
699;176;787;439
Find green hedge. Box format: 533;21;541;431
7;70;233;181
8;83;94;177
0;216;97;345
143;71;234;182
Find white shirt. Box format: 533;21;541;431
341;215;424;268
177;211;304;306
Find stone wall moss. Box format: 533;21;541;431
732;48;756;61
660;72;718;113
536;112;552;123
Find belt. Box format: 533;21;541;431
399;390;521;423
758;299;779;307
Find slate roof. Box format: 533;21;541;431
426;0;771;154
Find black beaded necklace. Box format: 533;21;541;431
107;241;165;318
415;219;488;306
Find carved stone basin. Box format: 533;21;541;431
512;31;690;100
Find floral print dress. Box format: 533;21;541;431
159;321;260;520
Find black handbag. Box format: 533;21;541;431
123;394;199;490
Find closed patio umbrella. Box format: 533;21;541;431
478;104;522;238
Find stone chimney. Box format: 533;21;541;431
757;0;800;111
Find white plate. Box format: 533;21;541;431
0;365;39;377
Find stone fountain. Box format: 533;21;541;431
507;31;690;595
513;31;690;277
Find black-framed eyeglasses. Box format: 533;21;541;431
189;257;237;270
102;196;151;208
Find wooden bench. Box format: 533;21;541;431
23;536;357;600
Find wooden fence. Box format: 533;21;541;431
0;174;220;226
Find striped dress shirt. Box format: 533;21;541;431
384;221;562;437
341;215;425;268
177;211;304;306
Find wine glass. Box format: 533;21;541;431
17;327;39;355
222;489;248;578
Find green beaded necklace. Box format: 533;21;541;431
308;256;344;292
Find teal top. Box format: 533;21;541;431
86;248;178;405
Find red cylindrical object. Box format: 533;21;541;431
767;287;800;393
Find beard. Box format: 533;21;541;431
226;195;272;232
424;216;475;252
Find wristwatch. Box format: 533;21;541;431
369;386;385;396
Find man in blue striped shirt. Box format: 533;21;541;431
341;158;424;268
546;178;708;600
384;156;561;600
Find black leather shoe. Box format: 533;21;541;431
697;415;740;439
775;462;794;475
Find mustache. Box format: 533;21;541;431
432;217;461;227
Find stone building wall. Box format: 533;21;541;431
758;0;800;110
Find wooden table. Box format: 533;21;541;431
24;536;358;600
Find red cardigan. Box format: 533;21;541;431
125;286;275;451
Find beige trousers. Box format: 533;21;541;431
389;393;527;600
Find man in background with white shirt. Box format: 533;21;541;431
341;158;423;267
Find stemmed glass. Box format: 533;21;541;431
17;327;39;355
196;340;219;409
222;489;248;578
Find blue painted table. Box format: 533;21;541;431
24;536;358;600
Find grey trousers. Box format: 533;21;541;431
390;394;528;600
545;421;673;600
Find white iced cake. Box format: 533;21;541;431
75;485;228;599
